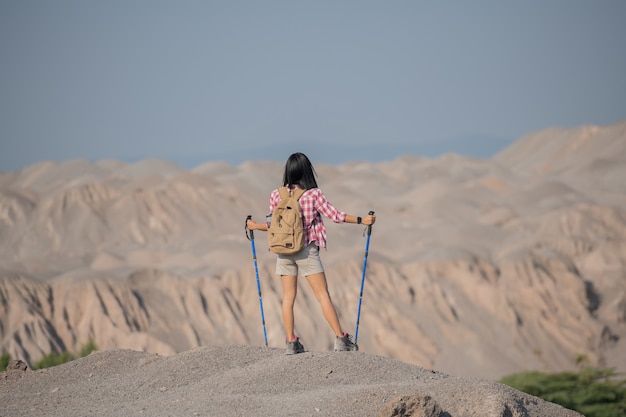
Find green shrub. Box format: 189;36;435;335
1;352;11;371
35;351;74;369
501;368;626;417
79;339;98;358
34;340;98;370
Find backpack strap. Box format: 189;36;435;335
280;186;305;200
278;187;290;200
292;187;305;200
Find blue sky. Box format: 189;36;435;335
1;1;625;172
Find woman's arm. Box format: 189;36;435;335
344;214;376;226
314;189;376;226
246;219;268;231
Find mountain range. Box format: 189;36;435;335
1;120;625;381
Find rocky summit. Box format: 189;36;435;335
0;345;583;417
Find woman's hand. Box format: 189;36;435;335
362;214;376;226
247;218;268;232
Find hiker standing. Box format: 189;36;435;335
246;152;376;354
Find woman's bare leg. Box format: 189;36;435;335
306;272;343;337
281;275;298;341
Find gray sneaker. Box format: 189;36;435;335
334;332;358;351
286;337;305;355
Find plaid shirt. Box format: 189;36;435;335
267;186;346;249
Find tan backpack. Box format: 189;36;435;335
267;187;305;254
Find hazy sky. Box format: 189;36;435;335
1;1;625;171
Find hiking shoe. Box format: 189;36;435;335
334;332;358;351
286;337;305;355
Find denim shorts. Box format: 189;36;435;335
276;243;324;277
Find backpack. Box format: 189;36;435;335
267;187;306;254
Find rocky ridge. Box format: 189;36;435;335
0;346;582;417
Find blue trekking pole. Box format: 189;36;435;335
355;211;375;345
245;215;269;348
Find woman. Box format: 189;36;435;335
246;152;376;354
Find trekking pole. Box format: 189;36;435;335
245;215;269;348
355;211;375;345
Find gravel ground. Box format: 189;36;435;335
1;345;582;417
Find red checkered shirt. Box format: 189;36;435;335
267;186;346;249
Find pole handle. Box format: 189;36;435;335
366;211;375;235
245;215;254;240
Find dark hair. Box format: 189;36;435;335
283;152;318;190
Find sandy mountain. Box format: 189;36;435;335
0;346;582;417
494;120;626;179
1;120;625;382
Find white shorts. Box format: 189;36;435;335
275;243;324;277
